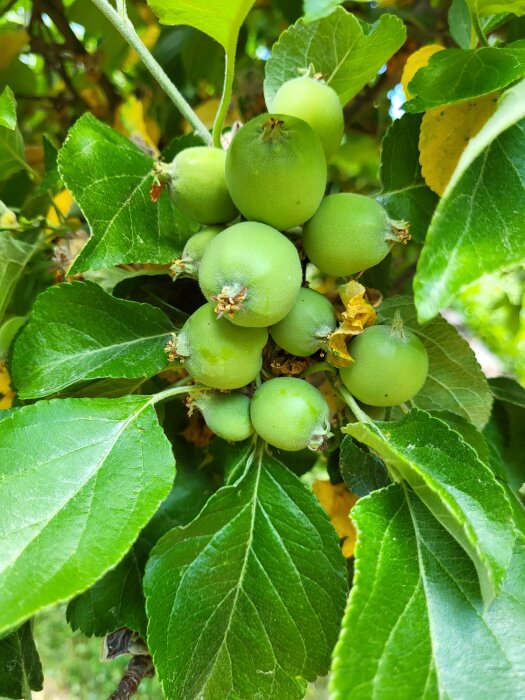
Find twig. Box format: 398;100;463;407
108;655;154;700
89;0;212;144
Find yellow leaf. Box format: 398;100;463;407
326;281;377;368
313;480;357;558
419;93;499;196
114;95;160;153
0;363;15;409
183;98;241;134
47;189;75;226
0;30;28;71
401;44;444;100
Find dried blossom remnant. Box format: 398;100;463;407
164;333;179;363
312;480;358;558
327;281;378;368
0;363;15;409
182;410;214;448
212;285;247;319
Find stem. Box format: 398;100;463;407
116;0;128;20
472;12;489;47
150;382;201;405
212;48;235;148
89;0;212;145
337;385;375;426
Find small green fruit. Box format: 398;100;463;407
271;287;337;357
193;391;254;442
175;303;267;389
225;113;327;230
250;377;331;451
170;147;238;225
340;322;429;406
303;193;406;277
171;227;221;279
270;77;344;158
199;221;303;327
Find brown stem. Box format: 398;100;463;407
108;655;154;700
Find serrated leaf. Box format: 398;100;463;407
67;439;215;639
147;0;255;52
331;485;525;700
405;46;525;112
264;8;406;107
0;621;43;700
0;233;34;325
58;113;196;274
379;296;492;429
430;409;491;465
11;281;174;399
339;435;389;497
144;449;348;700
466;0;525;16
0;395;175;635
345;409;514;601
414;119;525;322
400;44;444;99
0;86;16;130
0;124;25;183
376;113;438;242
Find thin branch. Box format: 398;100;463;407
108;655;154;700
89;0;212;145
212;48;235;148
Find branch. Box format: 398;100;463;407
108;655;154;700
89;0;212;145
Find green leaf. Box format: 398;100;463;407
405;45;525;112
0;86;16;130
331;485;525;700
144;449;348;700
303;0;347;21
11;281;174;399
345;409;515;601
339;435;389;497
414;118;525;322
378;296;492;429
264;7;406;107
147;0;256;52
0;621;43;699
429;409;491;465
0;124;25;184
448;0;472;49
58;113;196;274
466;0;525;17
67;438;215;639
0;395;175;635
376;113;438;243
490;376;525;407
0;233;34;325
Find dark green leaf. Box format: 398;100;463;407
429;410;491;464
331;485;525;700
11;281;174;399
144;449;348;699
405;45;525;112
346;409;515;601
0;621;43;699
379;296;492;429
339;435;389;497
490;376;525;407
264;8;406;107
415;120;525;322
0;233;34;325
58;114;196;274
0;396;175;635
376;113;438;243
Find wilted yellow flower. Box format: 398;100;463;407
326;281;377;368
